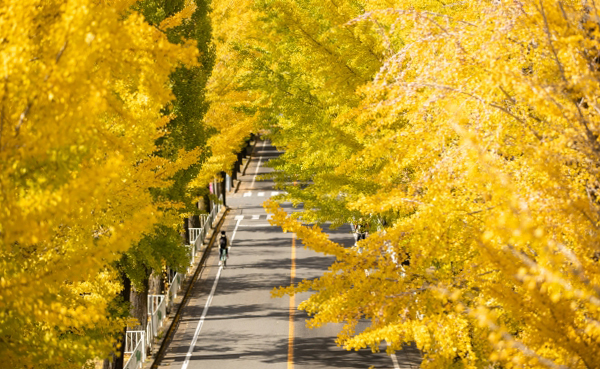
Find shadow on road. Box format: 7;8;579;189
166;332;418;369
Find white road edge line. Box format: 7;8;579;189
391;353;400;369
250;157;262;189
387;340;401;369
181;218;243;369
250;139;267;189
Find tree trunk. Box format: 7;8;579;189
183;217;190;244
129;274;149;330
102;352;116;369
148;271;164;295
220;171;227;207
103;271;131;369
115;327;126;369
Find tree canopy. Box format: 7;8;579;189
3;0;600;367
208;0;600;367
0;0;207;366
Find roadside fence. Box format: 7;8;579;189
123;331;145;369
192;196;223;253
186;244;196;274
166;273;182;313
148;295;166;338
189;228;201;243
122;196;224;369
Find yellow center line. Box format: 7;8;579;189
288;234;296;369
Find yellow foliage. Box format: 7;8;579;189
159;0;197;30
194;0;269;186
217;0;600;367
0;0;198;366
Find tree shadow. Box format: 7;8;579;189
166;330;421;368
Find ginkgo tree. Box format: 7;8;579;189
0;0;202;367
198;0;283;182
207;0;600;367
118;0;216;335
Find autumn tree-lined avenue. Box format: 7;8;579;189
1;0;600;368
210;0;600;368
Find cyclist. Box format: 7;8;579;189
218;231;229;268
354;218;367;242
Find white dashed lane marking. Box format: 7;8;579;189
231;215;275;220
237;191;286;198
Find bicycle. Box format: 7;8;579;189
219;247;228;268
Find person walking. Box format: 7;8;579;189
219;231;229;268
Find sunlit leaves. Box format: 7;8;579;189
257;0;600;368
0;0;199;366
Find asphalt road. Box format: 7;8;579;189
158;140;421;369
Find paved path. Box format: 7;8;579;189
158;140;421;369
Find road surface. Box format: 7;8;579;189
157;139;421;369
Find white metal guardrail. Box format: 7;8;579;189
125;331;145;355
123;331;145;369
170;273;181;300
186;244;196;274
121;197;224;369
145;320;152;352
189;197;222;248
188;228;201;243
148;295;166;338
194;196;223;250
166;273;182;313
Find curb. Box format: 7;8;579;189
148;207;230;369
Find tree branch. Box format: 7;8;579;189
15;100;33;137
465;206;495;216
405;81;544;140
538;0;567;83
56;40;68;63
